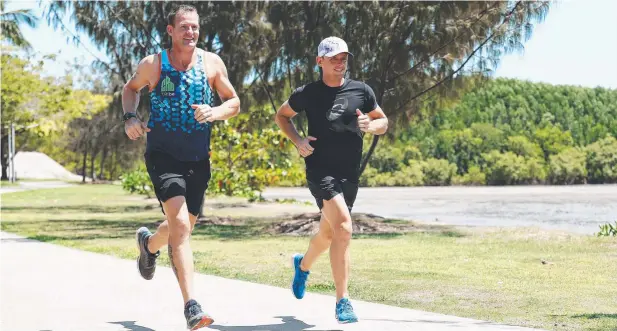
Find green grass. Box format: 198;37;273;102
2;184;616;331
0;180;21;187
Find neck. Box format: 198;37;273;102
322;74;345;87
169;46;195;67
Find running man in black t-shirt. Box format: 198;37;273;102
275;36;388;323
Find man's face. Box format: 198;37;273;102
317;53;348;77
167;11;200;50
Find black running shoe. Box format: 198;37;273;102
136;227;159;280
184;299;214;330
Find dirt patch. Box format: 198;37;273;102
156;206;455;236
197;216;248;226
264;212;432;236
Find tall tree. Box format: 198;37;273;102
0;0;38;49
46;1;550;176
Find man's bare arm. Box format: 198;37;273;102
275;101;316;158
366;106;388;135
122;55;156;140
210;53;240;120
275;101;303;146
122;55;156;115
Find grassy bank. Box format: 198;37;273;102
1;185;615;331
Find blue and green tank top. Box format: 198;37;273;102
147;49;214;161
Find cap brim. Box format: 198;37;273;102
323;51;353;57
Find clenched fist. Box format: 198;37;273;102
356;109;370;132
296;136;317;158
192;104;220;123
125;117;151;140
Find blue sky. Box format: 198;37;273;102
6;0;617;89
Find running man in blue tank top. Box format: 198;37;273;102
121;5;240;330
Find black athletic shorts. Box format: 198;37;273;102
144;151;211;217
306;171;359;212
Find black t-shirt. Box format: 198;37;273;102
288;79;378;180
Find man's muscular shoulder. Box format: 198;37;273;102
133;54;160;81
201;50;226;75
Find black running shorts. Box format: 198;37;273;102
306;172;359;212
144;151;211;217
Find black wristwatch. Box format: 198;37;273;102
123;112;137;122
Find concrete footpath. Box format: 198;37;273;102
0;232;544;331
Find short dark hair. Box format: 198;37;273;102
167;5;198;26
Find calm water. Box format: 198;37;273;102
263;185;617;234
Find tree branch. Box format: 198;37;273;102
394;1;522;113
387;2;501;83
47;7;122;77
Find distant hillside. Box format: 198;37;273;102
362;78;617;186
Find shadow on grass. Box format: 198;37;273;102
1;204;157;214
1;218;261;242
207;202;251;209
353;232;405;239
3;201;257;214
572;313;617;320
353;228;466;239
440;230;466;238
3;217;466;243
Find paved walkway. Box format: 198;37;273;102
0;232;544;331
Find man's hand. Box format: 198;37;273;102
125;117;150;140
295;136;317;158
356;109;370;132
192;104;221;123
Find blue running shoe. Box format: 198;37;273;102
335;297;358;324
291;253;309;299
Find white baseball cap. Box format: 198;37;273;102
317;36;353;57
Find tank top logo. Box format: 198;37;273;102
159;74;180;98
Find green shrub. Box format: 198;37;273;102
422;158;457;186
597;221;617;237
452;166;486;185
585;135;617;184
120;167;153;197
548;147;587;184
392;161;424;186
482;151;547;185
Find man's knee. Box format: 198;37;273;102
318;227;333;242
170;215;191;234
333;220;353;241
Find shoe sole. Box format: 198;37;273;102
190;316;214;330
336;315;359;324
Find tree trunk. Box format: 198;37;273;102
99;146;108;180
1;134;8;180
81;144;88;183
90;149;97;182
109;148;116;180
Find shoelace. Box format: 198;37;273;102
188;304;202;317
296;268;308;285
338;300;353;314
141;235;157;267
